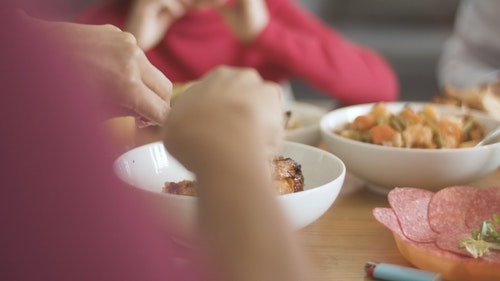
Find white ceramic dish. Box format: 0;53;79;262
114;141;346;241
284;101;327;146
320;102;500;193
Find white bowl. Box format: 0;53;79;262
320;102;500;193
284;101;327;146
114;141;345;241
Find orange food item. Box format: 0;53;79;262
400;107;423;124
394;234;500;281
438;119;462;148
352;114;376;130
369;124;397;145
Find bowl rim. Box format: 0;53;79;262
115;140;346;200
284;101;327;131
320;101;500;152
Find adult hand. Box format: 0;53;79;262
29;18;172;126
215;0;270;43
126;0;192;51
163;66;284;173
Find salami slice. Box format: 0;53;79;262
465;187;500;229
373;207;460;257
388;187;438;243
373;207;404;237
428;186;480;234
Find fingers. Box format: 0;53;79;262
115;29;172;125
133;52;172;124
112;30;172;125
263;79;284;104
126;4;167;50
130;82;171;126
261;80;285;151
159;0;190;19
126;0;191;50
137;51;173;102
137;52;173;125
45;19;172;126
214;0;269;43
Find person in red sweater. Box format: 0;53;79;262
79;0;399;105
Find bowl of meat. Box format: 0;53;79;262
113;140;346;242
373;186;500;281
320;102;500;193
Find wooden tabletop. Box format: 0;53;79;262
299;168;500;281
106;106;499;281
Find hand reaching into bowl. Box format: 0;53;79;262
162;66;314;281
163;66;284;172
22;13;172;126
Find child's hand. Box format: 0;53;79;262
216;0;269;43
126;0;192;51
163;66;284;173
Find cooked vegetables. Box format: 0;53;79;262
336;103;485;148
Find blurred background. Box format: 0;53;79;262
292;0;460;102
61;0;461;103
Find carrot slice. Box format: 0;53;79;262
400;107;423;124
370;124;397;145
352;114;376;130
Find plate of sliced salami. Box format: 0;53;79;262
373;186;500;281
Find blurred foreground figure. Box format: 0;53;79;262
0;1;315;281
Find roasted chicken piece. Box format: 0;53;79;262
163;179;198;196
163;156;304;196
271;156;304;195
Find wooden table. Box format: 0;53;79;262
299;168;500;281
107;101;499;280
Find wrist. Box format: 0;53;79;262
194;144;274;193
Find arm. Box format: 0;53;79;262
250;0;398;105
163;66;315;281
437;0;500;89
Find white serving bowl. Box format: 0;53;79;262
114;141;345;241
320;102;500;193
284;101;327;146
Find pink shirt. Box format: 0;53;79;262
0;7;199;281
79;0;399;105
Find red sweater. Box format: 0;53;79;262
79;0;399;105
